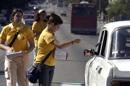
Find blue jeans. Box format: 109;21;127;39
38;64;55;86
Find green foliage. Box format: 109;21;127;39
107;0;130;17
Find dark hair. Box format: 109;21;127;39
10;8;23;21
35;10;46;21
44;15;50;22
48;13;63;25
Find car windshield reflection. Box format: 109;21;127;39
111;27;130;59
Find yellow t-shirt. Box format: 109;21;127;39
32;21;47;40
34;27;55;66
0;23;34;52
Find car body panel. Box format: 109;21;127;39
110;60;130;78
85;21;130;86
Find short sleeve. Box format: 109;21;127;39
32;22;38;32
44;34;55;44
0;25;10;41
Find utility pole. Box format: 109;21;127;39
96;0;102;15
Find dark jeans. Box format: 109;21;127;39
38;64;55;86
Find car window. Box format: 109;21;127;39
99;31;107;56
111;27;130;59
96;31;104;55
96;30;107;57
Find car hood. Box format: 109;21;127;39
110;60;130;78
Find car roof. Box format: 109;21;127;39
103;21;130;32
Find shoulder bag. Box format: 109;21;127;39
26;49;54;83
6;31;20;58
8;31;19;47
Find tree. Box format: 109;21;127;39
107;0;130;19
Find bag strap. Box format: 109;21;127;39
8;31;19;47
41;49;55;64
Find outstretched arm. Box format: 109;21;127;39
54;39;80;49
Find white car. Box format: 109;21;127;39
85;21;130;86
23;13;34;25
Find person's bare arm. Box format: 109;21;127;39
0;39;12;51
54;39;80;49
0;44;12;51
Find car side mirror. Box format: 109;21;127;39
84;49;95;57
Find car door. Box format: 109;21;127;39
95;30;108;86
85;57;96;86
88;30;108;86
96;58;112;86
88;57;102;86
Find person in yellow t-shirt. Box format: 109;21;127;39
32;9;47;56
0;9;35;86
34;13;80;86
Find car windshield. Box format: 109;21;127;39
111;27;130;59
